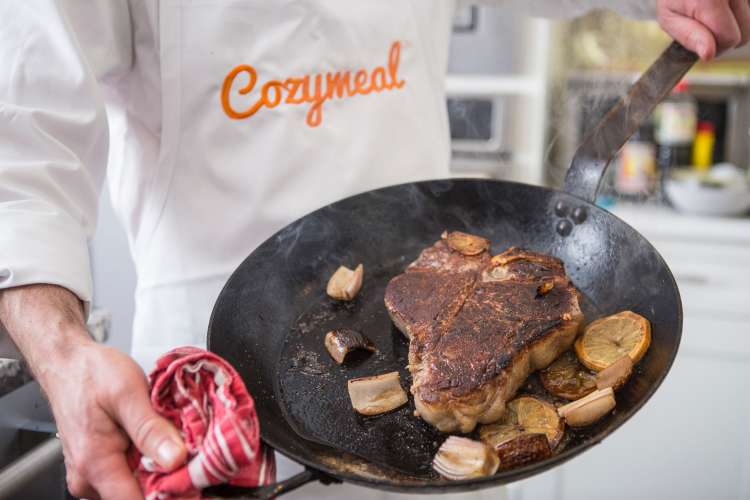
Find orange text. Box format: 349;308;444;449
221;41;406;127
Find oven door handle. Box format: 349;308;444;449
0;437;63;498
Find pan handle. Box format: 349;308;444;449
562;41;698;204
203;468;335;499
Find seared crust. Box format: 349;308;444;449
385;237;583;433
384;271;475;340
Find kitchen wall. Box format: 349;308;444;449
448;6;521;75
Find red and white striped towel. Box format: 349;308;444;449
129;346;276;499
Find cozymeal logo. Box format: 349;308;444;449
221;41;405;127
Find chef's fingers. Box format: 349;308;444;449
88;454;144;500
113;386;187;471
698;1;743;52
658;5;717;60
730;0;750;45
64;452;100;500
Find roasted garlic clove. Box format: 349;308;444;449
433;436;500;480
326;264;364;301
347;371;407;415
596;355;634;391
495;433;552;471
557;387;616;427
442;230;490;256
324;329;376;364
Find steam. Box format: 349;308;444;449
542;9;667;199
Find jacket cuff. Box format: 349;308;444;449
0;208;93;306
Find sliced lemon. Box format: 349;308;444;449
479;396;564;450
479;423;524;450
540;350;597;401
575;311;651;372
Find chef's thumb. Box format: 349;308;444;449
118;393;188;470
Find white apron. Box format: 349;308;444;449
131;0;455;368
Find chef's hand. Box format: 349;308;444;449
658;0;750;60
0;285;187;500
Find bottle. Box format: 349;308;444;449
691;121;716;171
615;123;657;200
655;80;697;171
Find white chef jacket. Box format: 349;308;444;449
1;0;654;497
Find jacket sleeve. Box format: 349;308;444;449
0;0;131;306
464;0;656;19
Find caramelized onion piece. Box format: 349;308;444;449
480;396;564;450
347;371;407;415
433;436;500;480
326;264;364;301
442;231;490;256
324;329;376;364
540;351;597;401
557;387;616;427
495;433;552;471
596;355;634;391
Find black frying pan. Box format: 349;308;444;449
206;42;695;498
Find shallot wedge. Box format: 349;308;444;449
324;329;376;364
596;355;634;391
347;371;407;415
557;387;616;427
327;264;364;301
433;436;499;480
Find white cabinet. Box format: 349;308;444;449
555;333;750;500
513;205;750;500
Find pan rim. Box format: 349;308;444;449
207;177;684;492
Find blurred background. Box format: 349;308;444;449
2;4;750;499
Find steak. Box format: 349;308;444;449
384;232;583;433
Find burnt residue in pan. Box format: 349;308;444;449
277;257;621;479
278;259;442;477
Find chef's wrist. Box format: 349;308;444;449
0;284;94;381
33;326;96;390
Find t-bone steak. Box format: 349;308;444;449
384;231;583;433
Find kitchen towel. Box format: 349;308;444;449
129;346;276;499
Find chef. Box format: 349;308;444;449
0;0;746;498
